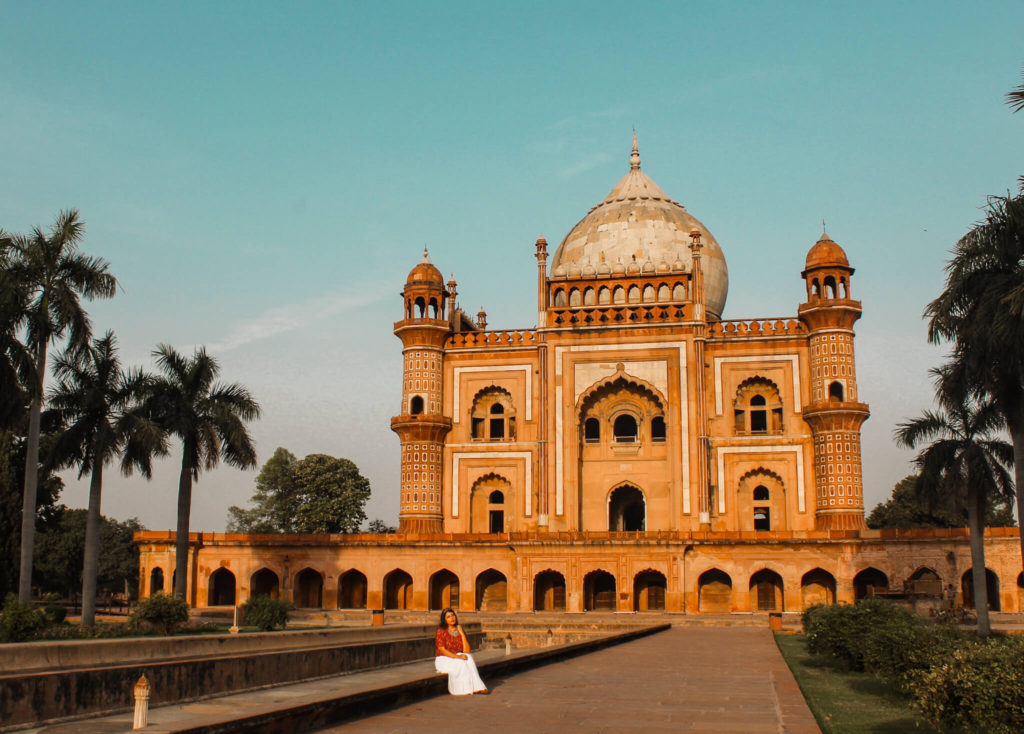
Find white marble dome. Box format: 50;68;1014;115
549;136;729;318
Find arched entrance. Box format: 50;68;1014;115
608;486;645;531
384;569;413;610
907;567;942;596
698;569;732;613
633;570;666;611
749;569;784;611
250;568;279;599
429;569;460;610
294;568;323;608
339;570;367;609
962;568;1001;611
533;570;566;611
149;567;164;595
583;570;616;611
853;568;889;600
208;568;236;606
475;569;508;611
800;569;836;608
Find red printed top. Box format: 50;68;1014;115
435;628;464;655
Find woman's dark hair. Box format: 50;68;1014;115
438;608;457;628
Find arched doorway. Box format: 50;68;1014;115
633;570;666;611
583;570;616;611
384;569;413;610
339;570;367;609
750;569;784;611
800;568;836;608
470;475;513;534
698;569;732;613
149;567;164;595
908;567;942;596
475;569;508;611
533;570;566;611
608;485;645;531
962;568;1001;611
853;568;889;600
429;569;460;610
250;568;279;599
208;568;236;606
294;568;323;608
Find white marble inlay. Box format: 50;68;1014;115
714;444;806;514
452;365;533;422
451;451;534;517
713;355;801;414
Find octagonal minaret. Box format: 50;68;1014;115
798;233;870;530
391;250;452;534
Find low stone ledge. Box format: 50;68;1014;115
0;624;483;729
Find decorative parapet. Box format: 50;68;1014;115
549;303;692;327
447;329;538;349
708;318;807;338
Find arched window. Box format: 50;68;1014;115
598;286;611;305
828;381;844;402
429;298;439;318
651;416;666;442
753;485;769;501
410;395;424;415
488;489;505;533
839;277;848;298
824;275;837;299
642;284;656;303
613;414;638;443
415;296;426;318
609;485;645;531
672;283;686;301
733;378;784;435
470;474;512;534
569;289;581;307
583;287;596;306
553;289;567;308
627;285;641;304
149;567;164;595
470;387;515;441
584;417;600;443
658;284;671;301
613;286;625;304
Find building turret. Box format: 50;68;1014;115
391;250;452;533
798;233;870;530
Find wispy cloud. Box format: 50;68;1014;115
209;280;389;352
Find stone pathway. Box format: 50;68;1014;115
322;628;819;733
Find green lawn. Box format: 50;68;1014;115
774;633;946;734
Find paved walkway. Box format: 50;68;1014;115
322;628;819;734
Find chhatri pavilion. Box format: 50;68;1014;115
136;136;1023;615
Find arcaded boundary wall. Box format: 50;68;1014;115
0;623;482;730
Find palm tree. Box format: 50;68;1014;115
925;191;1024;572
0;232;35;431
46;332;166;625
1008;65;1024;113
146;344;260;601
895;373;1014;637
7;210;117;602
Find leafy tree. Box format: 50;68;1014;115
294;454;370;533
0;430;63;597
226;447;298;533
895;374;1015;637
226;448;370;534
146;344;260;600
867;474;1016;529
5;210;117;601
367;518;397;533
45;331;164;624
0;233;34;432
34;508;144;599
925;191;1024;572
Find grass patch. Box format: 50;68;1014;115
774;633;944;734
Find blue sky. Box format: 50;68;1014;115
2;2;1022;530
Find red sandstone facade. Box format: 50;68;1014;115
136;138;1024;614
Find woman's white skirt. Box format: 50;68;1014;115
434;653;487;695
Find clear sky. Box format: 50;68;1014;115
2;2;1022;531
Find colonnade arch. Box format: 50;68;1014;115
962;568;1001;611
476;569;508;611
294;568;323;608
208;568;236;606
339;570;368;609
429;569;460;610
384;569;413;609
583;570;616;611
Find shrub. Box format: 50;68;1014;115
43;604;67;624
130;593;189;635
909;635;1024;734
804;600;921;673
0;594;48;642
242;595;291;631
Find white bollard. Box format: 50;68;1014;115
504;635;512;656
132;675;150;730
229;605;240;634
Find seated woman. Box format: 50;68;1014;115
434;608;488;695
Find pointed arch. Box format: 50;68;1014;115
208;567;236;606
576;371;667;415
429;569;460;610
470;473;513;533
633;569;666;611
533;569;566;611
475;569;508;611
733;377;783;434
583;569;616;611
698;569;732;613
801;568;836;608
250;568;279;599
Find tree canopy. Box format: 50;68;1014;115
867;475;1016;530
227;448;370;534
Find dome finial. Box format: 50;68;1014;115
421;246;431;263
630;129;640;170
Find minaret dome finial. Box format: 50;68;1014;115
630;129;640;170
